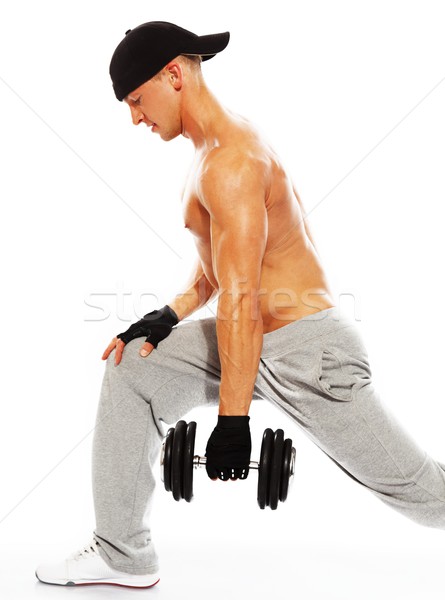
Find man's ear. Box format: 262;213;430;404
165;62;183;90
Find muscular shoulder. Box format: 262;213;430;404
197;146;271;210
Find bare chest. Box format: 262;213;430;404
182;183;210;241
181;173;217;285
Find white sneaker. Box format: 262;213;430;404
35;538;160;588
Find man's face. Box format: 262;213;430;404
124;74;182;142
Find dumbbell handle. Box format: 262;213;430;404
193;456;259;470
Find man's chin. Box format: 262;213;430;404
158;130;181;142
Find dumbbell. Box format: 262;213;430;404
160;420;296;510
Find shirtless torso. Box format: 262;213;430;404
181;110;336;334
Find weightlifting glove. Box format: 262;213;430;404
205;415;252;481
116;304;179;348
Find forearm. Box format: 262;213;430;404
216;295;263;416
167;260;217;322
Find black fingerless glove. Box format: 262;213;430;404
116;304;179;348
205;415;252;481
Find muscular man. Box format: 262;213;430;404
36;21;445;589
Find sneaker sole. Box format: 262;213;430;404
35;570;160;589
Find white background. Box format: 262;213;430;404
1;1;445;598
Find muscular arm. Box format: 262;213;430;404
167;256;217;322
199;153;268;416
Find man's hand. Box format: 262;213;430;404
101;304;179;366
205;416;252;481
102;336;132;366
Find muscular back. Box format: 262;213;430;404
181;111;335;333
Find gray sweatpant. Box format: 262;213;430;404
91;306;445;575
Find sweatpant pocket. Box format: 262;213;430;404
316;347;371;402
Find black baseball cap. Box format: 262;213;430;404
109;21;230;102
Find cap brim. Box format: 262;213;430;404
187;31;230;59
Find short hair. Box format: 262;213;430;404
179;54;203;69
151;54;202;81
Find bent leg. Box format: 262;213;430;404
91;317;224;574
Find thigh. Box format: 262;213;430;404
106;317;222;425
258;325;430;491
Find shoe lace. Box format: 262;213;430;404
69;538;100;561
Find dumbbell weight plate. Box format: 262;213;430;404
171;420;187;501
183;421;196;502
269;429;284;510
279;438;293;502
163;426;175;493
257;428;274;509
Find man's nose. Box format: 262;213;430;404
130;107;144;126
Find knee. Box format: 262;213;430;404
105;338;147;375
103;349;124;386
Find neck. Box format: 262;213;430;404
180;80;231;151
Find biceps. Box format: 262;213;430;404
211;222;266;293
